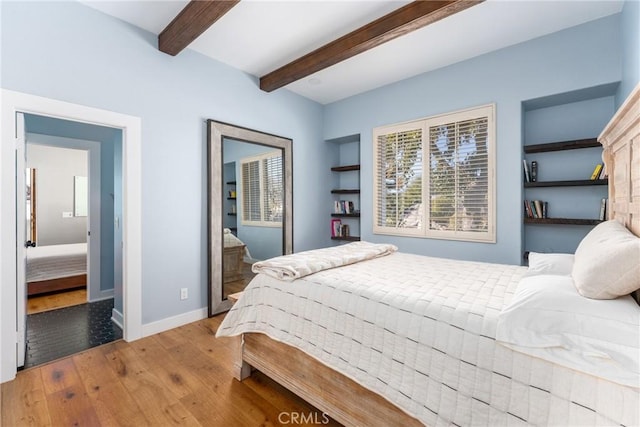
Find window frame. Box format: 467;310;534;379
240;150;283;228
373;104;496;243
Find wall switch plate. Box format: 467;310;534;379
62;211;73;218
180;288;188;300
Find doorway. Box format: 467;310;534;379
0;89;143;383
21;119;123;367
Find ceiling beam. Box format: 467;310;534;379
159;0;239;56
260;0;483;93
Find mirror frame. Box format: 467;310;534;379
207;120;293;316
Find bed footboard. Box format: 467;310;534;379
236;332;421;427
27;274;87;296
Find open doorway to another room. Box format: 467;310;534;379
21;114;124;369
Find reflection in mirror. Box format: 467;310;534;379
222;140;284;299
208;121;292;316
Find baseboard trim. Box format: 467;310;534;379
141;307;208;338
89;289;115;303
111;308;124;329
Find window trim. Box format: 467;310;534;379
240;150;283;228
373;104;496;243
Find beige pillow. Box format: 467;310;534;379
572;220;640;299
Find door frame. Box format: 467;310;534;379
0;89;143;383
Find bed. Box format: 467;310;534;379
223;228;250;283
26;243;87;296
216;84;640;427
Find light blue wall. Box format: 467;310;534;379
1;1;325;323
113;136;123;314
323;15;622;265
617;0;640;106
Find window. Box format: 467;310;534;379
241;151;283;227
373;104;495;242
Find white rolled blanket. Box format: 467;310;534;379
251;241;398;281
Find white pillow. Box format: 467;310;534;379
572;220;640;299
525;252;574;277
496;275;640;387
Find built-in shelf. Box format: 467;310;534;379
329;135;361;244
227;197;236;200
227;213;236;216
524;218;603;225
524;138;599;153
226;181;237;185
331;164;360;172
331;236;361;242
331;189;360;194
524;179;608;188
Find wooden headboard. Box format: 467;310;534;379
598;83;640;237
599;83;640;303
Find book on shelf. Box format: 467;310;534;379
334;200;355;214
331;218;341;237
523;200;532;218
522;160;531;183
599;198;607;220
340;224;350;237
590;163;603;180
530;161;538;182
524;200;548;219
598;163;608;180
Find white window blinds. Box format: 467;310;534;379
428;116;489;234
262;155;283;222
374;124;424;233
373;104;495;242
241;151;283;227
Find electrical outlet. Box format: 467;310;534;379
180;288;188;300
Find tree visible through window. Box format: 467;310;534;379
373;104;495;242
241;151;283;227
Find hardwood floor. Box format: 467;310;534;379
1;314;341;426
27;289;87;315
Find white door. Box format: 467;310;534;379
15;112;27;368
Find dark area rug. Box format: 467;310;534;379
25;298;122;368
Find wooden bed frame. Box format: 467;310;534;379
231;84;640;426
223;245;245;283
27;274;86;296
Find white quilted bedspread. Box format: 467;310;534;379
217;252;640;426
26;243;86;282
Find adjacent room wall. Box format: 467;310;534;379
323;14;623;265
26;144;88;246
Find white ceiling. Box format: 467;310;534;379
80;0;623;105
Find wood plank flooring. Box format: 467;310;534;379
1;314;341;426
27;289;87;315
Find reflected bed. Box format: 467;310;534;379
223;228;250;283
26;243;87;296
